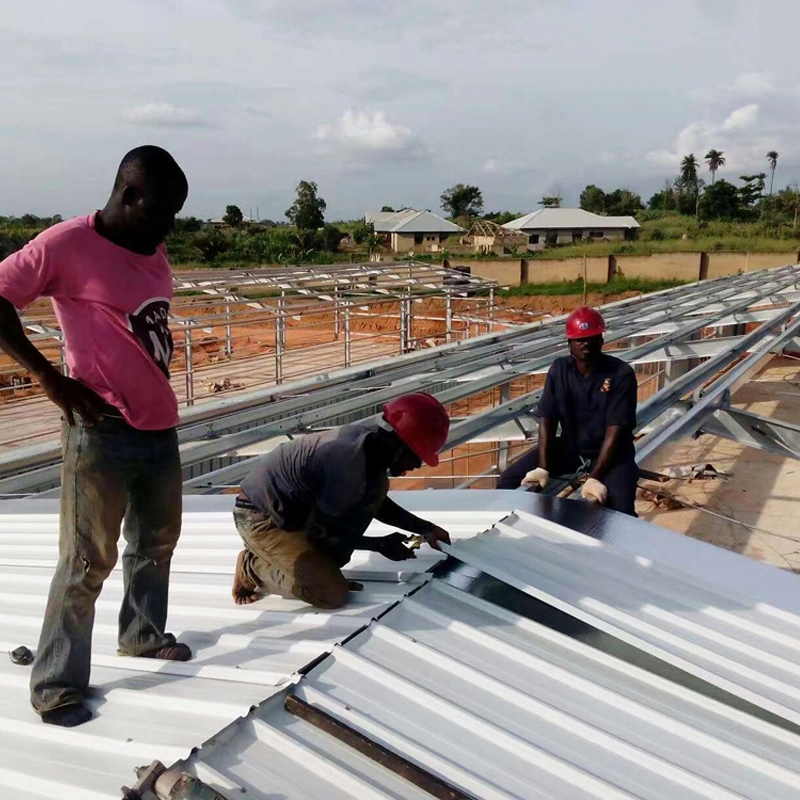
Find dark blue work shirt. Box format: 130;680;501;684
537;353;637;458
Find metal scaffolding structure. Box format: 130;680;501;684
1;263;799;496
0;263;500;450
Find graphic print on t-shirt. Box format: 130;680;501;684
128;297;174;378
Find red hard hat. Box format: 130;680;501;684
566;306;606;340
383;393;450;467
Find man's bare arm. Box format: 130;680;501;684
0;296;105;425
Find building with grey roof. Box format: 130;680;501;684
366;209;465;254
503;208;640;251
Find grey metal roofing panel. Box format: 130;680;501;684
364;211;400;225
448;507;800;730
371;209;419;232
503;208;640;230
184;576;800;799
389;210;464;234
0;494;512;798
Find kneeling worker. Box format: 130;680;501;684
232;393;451;608
497;307;639;515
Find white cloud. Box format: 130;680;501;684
122;103;206;127
723;103;758;130
314;110;425;158
645;103;787;175
733;72;775;94
481;157;529;175
691;71;777;104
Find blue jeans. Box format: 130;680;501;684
30;414;182;713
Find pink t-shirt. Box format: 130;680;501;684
0;213;179;430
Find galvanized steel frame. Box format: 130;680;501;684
1;265;800;495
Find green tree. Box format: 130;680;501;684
174;216;204;233
538;195;562;208
698;179;741;220
194;229;228;263
380;205;395;213
679;154;699;189
738;173;766;210
286;180;326;231
223;204;244;227
766;151;779;195
320;223;345;252
352;221;382;253
482;211;520;225
705;149;726;184
351;221;374;245
647;183;678;211
579;185;606;213
604;189;644;216
440;184;484;218
760;184;800;228
676;154;700;215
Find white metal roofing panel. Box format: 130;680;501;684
0;493;512;798
0;504;502;578
503;208;639;230
448;508;800;730
0;564;413;800
184;578;800;799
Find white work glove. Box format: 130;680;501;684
582;477;608;505
521;467;550;488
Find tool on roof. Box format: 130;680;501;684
285;694;476;800
121;761;226;800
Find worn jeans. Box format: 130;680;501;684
30;414;183;714
233;502;349;609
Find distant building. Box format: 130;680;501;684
503;209;639;251
207;216;259;229
367;209;464;254
466;219;529;255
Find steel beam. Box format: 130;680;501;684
5;264;800;495
698;406;800;462
636;313;800;463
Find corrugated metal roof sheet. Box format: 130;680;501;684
370;209;464;234
184;576;800;799
448;507;800;729
503;208;641;230
0;494;509;799
365;210;409;225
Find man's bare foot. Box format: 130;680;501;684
232;550;259;605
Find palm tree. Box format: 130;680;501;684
705;149;726;184
766;151;779;195
680;154;699;189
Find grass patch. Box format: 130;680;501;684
499;276;689;298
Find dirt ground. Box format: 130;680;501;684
637;356;800;573
0;290;623;405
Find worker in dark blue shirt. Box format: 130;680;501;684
497;307;639;515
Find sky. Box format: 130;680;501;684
1;0;799;221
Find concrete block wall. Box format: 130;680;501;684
441;250;800;288
707;251;798;278
613;253;702;281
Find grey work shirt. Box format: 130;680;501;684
240;420;389;565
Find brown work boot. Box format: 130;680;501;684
138;643;192;662
232;550;260;605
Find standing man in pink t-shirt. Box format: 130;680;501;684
0;146;191;727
